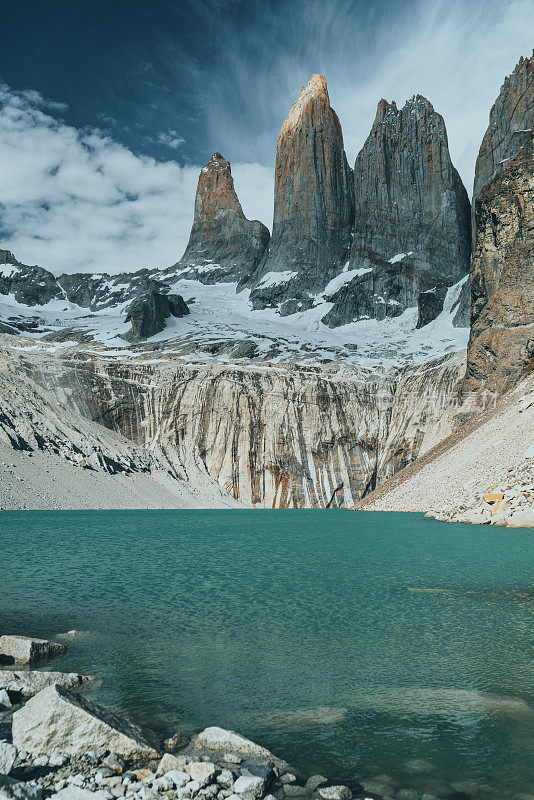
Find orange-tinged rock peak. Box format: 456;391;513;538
283;73;336;135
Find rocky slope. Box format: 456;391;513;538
464;54;534;395
0;341;239;510
168;153;270;284
359;372;534;527
245;75;354;316
323;96;471;328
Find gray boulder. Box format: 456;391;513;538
232;775;265;799
0;742;17;775
0;775;43;800
193;727;289;770
123;283;189;343
0;637;66;665
12;685;158;757
416;285;448;328
0;671;96;700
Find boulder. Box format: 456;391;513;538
12;685;158;757
193;727;282;764
232;775;266;799
483;493;504;504
0;775;43;800
187;762;216;787
318;787;351;800
0;742;17;775
52;789;109;800
0;692;11;709
0;671;96;700
156;753;189;775
0;637;66;665
507;508;534;527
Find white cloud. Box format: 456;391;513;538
0;85;273;274
157;129;186;149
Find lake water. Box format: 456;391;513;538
1;510;533;799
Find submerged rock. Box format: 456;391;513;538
12;685;159;757
253;708;347;727
0;636;66;666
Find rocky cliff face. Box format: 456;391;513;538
465;133;534;394
465;54;534;395
169;153;270;284
322;96;471;328
473;54;534;202
246;75;354;315
23;348;462;509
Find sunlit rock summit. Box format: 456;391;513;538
245;74;354;315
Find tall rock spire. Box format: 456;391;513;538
169;153;270;284
246;75;354;315
464;53;534;394
322;95;471;328
473;54;534;202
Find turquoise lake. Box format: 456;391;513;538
1;510;533;798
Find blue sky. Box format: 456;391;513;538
1;0;533;274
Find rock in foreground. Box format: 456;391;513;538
0;670;96;701
12;685;158;757
193;726;286;765
0;637;66;666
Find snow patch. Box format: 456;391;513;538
388;252;413;264
258;271;298;289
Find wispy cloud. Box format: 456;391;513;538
159;0;534;192
0;85;272;274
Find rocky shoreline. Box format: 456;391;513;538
1;635;498;800
0;635;368;800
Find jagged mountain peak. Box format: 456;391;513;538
281;74;344;143
375;94;436;124
168;152;270;285
195;152;244;219
474;51;534;199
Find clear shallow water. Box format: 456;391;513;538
1;510;533;798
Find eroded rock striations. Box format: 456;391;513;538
465;54;534;394
246;75;354;315
323;96;471;328
29;348;464;509
169;153;270;284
